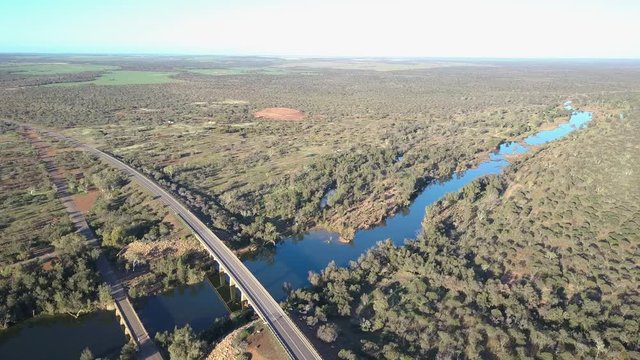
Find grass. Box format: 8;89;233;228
188;67;314;76
0;63;118;75
92;71;177;85
53;71;177;86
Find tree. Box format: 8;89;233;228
52;233;87;255
92;170;127;195
338;349;357;360
316;323;339;343
98;284;112;307
166;325;205;360
119;342;136;360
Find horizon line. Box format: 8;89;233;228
2;51;640;62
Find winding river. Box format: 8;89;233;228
0;106;592;359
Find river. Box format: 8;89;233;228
0;106;592;359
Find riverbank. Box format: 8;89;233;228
308;109;580;242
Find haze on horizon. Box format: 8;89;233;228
1;0;639;58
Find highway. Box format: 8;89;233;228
38;127;323;360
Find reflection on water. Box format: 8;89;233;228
135;279;229;335
0;311;126;360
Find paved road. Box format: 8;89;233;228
21;128;162;360
37;127;323;360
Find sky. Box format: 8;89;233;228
1;0;639;58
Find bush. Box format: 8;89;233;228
338;349;357;360
119;342;136;360
155;325;206;360
316;323;339;343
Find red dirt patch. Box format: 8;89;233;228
245;323;289;360
41;259;56;271
72;189;99;214
254;107;305;121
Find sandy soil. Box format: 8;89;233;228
206;322;255;360
206;320;288;360
71;189;99;214
244;322;289;360
254;107;305;120
122;237;200;262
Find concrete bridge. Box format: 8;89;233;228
34;126;323;360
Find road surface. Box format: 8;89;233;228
36;126;323;360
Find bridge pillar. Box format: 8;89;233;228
240;292;249;309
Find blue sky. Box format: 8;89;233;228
1;0;638;58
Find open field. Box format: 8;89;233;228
287;94;640;358
54;70;178;86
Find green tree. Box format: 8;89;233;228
164;325;205;360
52;233;87;255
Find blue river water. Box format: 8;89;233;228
0;106;592;358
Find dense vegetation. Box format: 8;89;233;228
0;248;109;329
287;101;640;359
